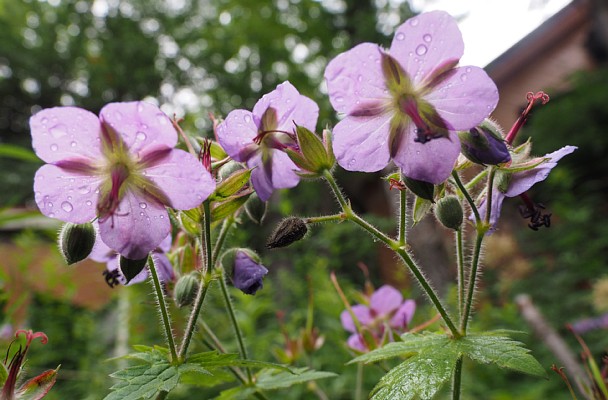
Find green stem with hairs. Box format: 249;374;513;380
398;174;408;246
322;170;460;338
148;253;178;362
304;213;346;224
456;228;465;318
452;357;463;400
452;171;481;224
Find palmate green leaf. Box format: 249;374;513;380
216;368;337;400
186;350;290;372
103;361;180;400
351;332;545;400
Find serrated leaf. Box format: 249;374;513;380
104;362;180;400
351;332;447;365
179;367;234;388
254;367;336;390
187;351;290;372
459;334;546;377
213;169;252;199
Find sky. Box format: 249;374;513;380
410;0;574;66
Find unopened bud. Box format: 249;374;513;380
58;222;96;265
119;256;148;284
459;119;511;165
174;273;200;307
266;217;308;248
233;250;268;295
434;195;463;230
245;193;268;224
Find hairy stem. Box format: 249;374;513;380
452;357;463;400
148;254;178;362
452;171;480;224
456;229;465;319
398;175;408;246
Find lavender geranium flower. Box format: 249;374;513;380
340;285;416;352
31;101;215;259
478;145;577;230
89;229;174;287
324;11;498;183
216;81;319;201
232;250;269;295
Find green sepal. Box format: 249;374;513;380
211;191;252;222
402;176;435;201
15;366;60;400
119;256;148;284
287;125;334;175
413;196;433;225
211;168;252;200
498;157;547;173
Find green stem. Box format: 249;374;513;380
452;357;463;400
303;213;346;224
398;175;408;246
323;170;460;338
452;171;480;224
148;254;178;362
155;390;169;400
461;170;495;332
178;200;214;361
212;216;236;266
456;229;465;318
219;268;253;382
355;363;363;400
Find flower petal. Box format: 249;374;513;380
252;81;319;131
99;102;177;154
341;305;372;333
98;190;170;259
324;42;388;114
424;66;498;130
390;11;464;86
347;334;368;352
216;109;258;161
247;151;300;201
476;189;506;231
505;146;577;197
333;114;392;172
30;107;103;163
390;299;416;330
393;129;461;184
142;148;215;210
33;164;101;223
370;285;403;316
89;232;114;263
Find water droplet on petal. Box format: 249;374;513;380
49;125;67;139
41;117;48;124
139;202;147;209
137;103;144;112
460;74;468;82
335;96;344;103
115;111;123;120
466;67;472;73
47;202;54;208
409;18;419;27
415;45;427;56
86;200;92;206
395;32;405;41
71;141;77;147
61;201;73;212
140;211;145;216
423;34;432;43
49;212;55;218
50;144;58;151
136;131;147;141
78;186;90;194
244;114;251;123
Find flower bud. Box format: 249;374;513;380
244;193;268;225
434;195;463;230
233;250;268;295
266;217;308;249
402;176;435;202
458;119;511;165
119;256;148;284
58;222;96;265
286;125;334;176
174;273;200;308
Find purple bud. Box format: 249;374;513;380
458;120;511;165
233;250;268;295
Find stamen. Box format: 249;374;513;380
389;178;406;191
518;193;552;231
199;139;212;173
505;91;550;145
103;269;122;288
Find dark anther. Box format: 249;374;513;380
103;269;122;288
413;128;443;144
519;202;552;231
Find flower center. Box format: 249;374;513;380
97;162;131;222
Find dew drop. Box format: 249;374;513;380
71;141;77;147
114;111;123;120
157;114;168;125
86;200;92;206
78;185;90;194
460;74;468;82
244;114;251;123
347;158;356;168
61;201;73;212
409;18;419;27
335;96;344;103
136;131;147;141
41;117;48;124
415;44;428;56
139;202;147;209
357;75;363;82
67;196;72;201
140;211;145;216
395;32;405;41
49;212;55;218
423;34;432;43
49;125;67;139
466;67;472;73
160;215;164;219
47;201;54;208
50;144;58;151
137;103;144;112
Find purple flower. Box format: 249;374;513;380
324;11;498;184
340;285;416;352
232;250;269;295
216;81;319;201
478;145;577;230
89;229;174;287
31;101;215;259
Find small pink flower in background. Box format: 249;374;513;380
89;229;174;287
216;81;319;201
31;102;215;259
341;285;416;352
324;11;498;184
